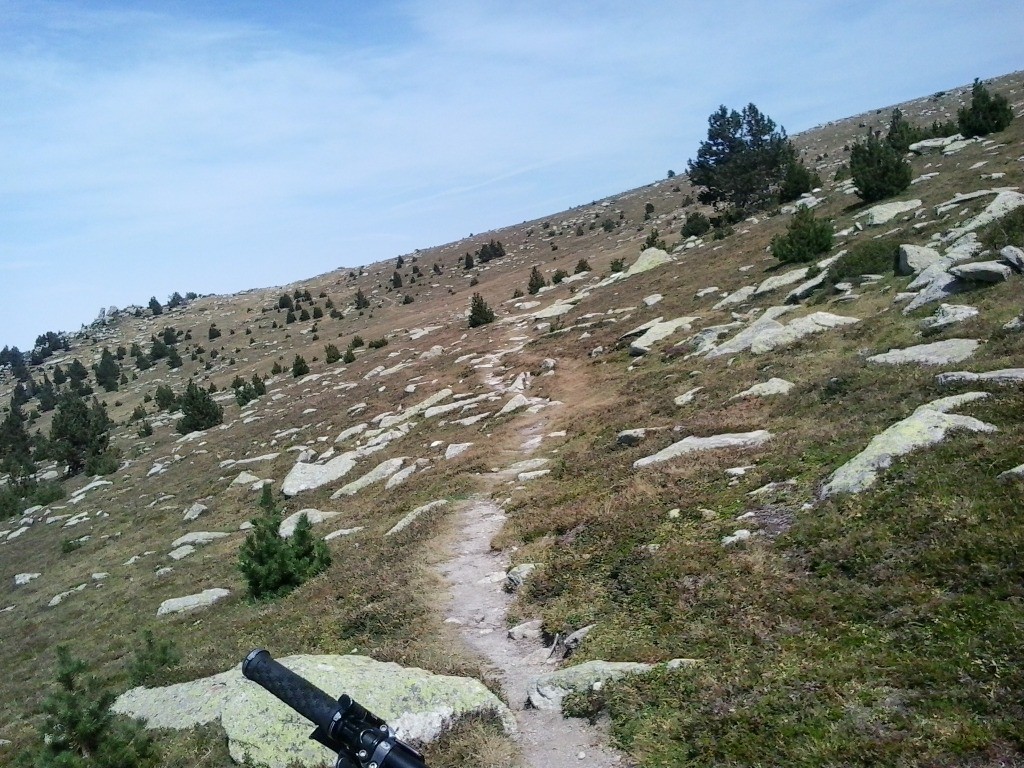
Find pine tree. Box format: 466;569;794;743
687;103;798;214
148;296;163;315
527;266;546;295
292;355;309;377
342;347;356;364
0;400;34;479
771;206;834;264
353;289;370;309
468;293;496;328
238;505;331;600
93;348;120;392
391;271;403;289
176;380;223;434
958;78;1013;137
49;394;112;476
325;344;341;364
850;130;912;203
17;646;158;767
464;253;474;270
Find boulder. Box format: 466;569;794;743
785;272;828;303
867;338;979;366
625;248;672;276
902;271;967;314
168;545;195;560
444;443;473;460
14;572;40;586
908;134;962;154
506;563;537;590
156;588;230;616
231;471;260;486
508;619;544;641
527;660;652;711
705;307;792;358
897;245;944;276
385;500;448;537
820;393;996;497
617;428;651;446
182;503;208;522
497;394;530;416
634;431;772;468
920;304;978;330
562;624;596;655
999;245;1024;273
674;387;703;405
997;464;1024;483
731;378;794;399
948;261;1013;284
279;509;341;538
112;654;515;768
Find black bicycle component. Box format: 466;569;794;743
242;649;427;768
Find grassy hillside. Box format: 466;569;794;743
1;73;1022;767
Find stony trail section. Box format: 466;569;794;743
438;494;629;768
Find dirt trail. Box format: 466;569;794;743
437;493;628;768
435;405;630;767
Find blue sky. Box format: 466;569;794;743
1;1;1021;350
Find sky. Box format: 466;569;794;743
1;1;1021;351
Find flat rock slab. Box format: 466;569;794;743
821;393;996;497
629;317;699;355
171;531;229;547
858;199;921;226
949;260;1013;283
527;660;652;711
732;378;794;399
942;190;1024;243
386;500;448;537
281;455;357;497
937;368;1024;386
112;654;515;768
331;457;406;498
867;338;979;366
156;588;230;616
921;304;978;330
634;431;772;468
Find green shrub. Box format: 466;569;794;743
324;344;341;364
367;338;388;349
137;420;153;437
129;629;180;686
601;218;616;232
850;131;912;202
208;325;221;340
342;348;356;364
574;258;591;273
351;336;364;348
830;238;900;282
176;380;224;434
528;266;546;295
609;258;626;273
641;228;667;252
779;159;821;203
958;78;1013;137
291;355;310;377
15;647;158;767
680;211;712;238
238;507;332;600
468;293;496;328
60;537;84;554
770;206;833;264
552;269;568;284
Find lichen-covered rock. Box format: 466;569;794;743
897;244;944;276
112;654;515;768
527;660;652;711
936;368;1024;386
629;317;699;355
941;190;1024;243
634;431;772;468
171;531;229;547
625;247;672;276
920;304;978;330
867;338;979;366
386;500;448;537
820;393;996;497
731;378;794;399
156;588;230;616
948;260;1013;284
857;199;921;226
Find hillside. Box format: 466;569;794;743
2;72;1023;768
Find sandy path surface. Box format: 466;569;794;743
436;493;630;768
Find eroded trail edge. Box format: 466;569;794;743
437;493;628;768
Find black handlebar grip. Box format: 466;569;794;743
242;649;340;735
